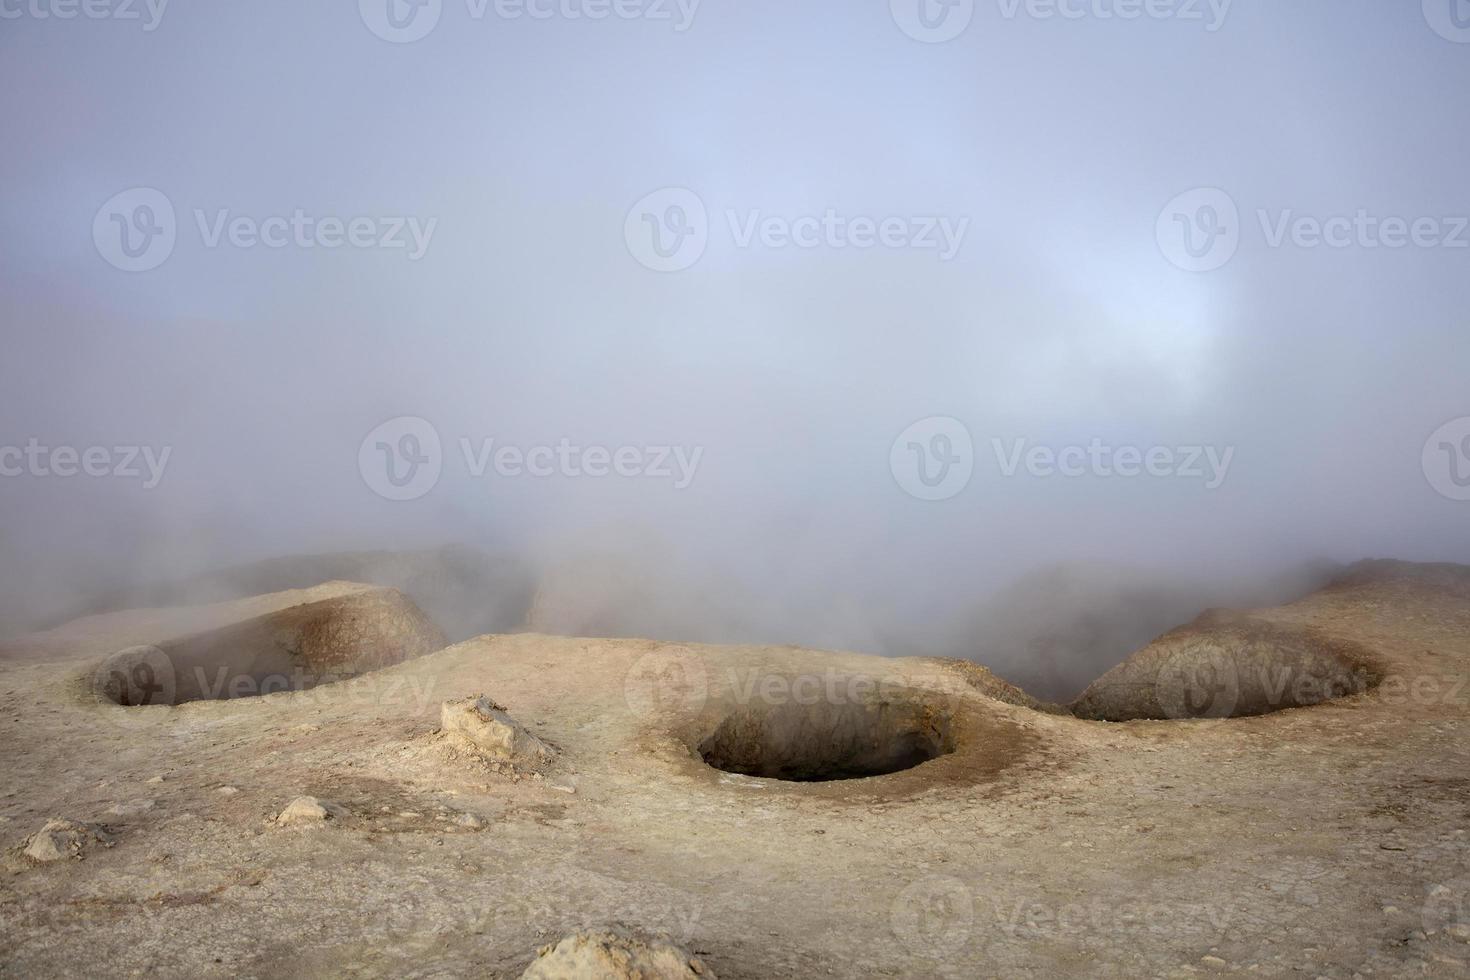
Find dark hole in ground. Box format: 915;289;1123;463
697;693;956;782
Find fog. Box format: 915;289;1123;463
3;1;1469;701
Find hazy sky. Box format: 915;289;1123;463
2;1;1469;666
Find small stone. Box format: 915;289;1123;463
18;819;114;863
1446;923;1470;944
274;796;345;826
145;776;165;785
441;695;556;767
217;787;241;797
520;928;713;979
453;812;484;829
1201;955;1228;970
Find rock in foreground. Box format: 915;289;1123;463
521;928;713;979
17;819;114;863
441;694;556;766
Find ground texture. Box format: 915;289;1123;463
1;564;1469;977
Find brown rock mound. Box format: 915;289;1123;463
91;585;446;706
1070;612;1383;721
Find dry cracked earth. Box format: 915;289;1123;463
1;561;1469;978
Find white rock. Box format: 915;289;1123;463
19;819;114;863
441;695;556;766
520;928;713;979
274;796;345;826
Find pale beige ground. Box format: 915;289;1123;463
1;566;1469;978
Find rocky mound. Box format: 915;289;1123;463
1070;612;1384;721
90;585;446;705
